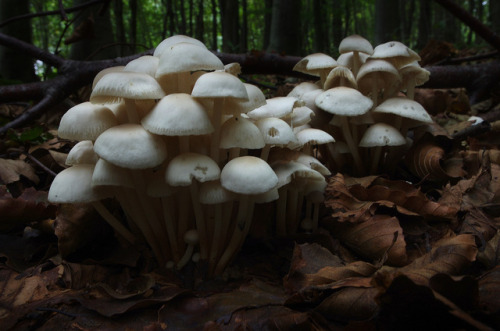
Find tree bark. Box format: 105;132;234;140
374;0;400;45
267;0;301;55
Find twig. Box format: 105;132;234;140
24;152;58;178
58;0;68;21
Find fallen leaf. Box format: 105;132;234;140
0;158;39;185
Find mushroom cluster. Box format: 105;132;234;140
48;35;331;275
292;35;432;175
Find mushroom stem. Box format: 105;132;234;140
287;186;299;234
369;146;383;174
189;182;209;260
210;99;223;164
260;145;271;161
340;116;364;175
214;195;254;275
91;201;136;244
124;98;140;124
208;203;223;274
276;186;288;235
161;196;180;262
179;136;190;153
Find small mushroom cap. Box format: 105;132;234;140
90;71;165;103
58;102;118;141
153;35;207;57
287;82;321;99
399;61;430;87
66;140;98;165
166;153;220;186
49;164;110;203
141;93;214;136
92;66;125;90
247;97;304;120
191;71;248;100
123;55;159;77
359;123;406;147
91;158;134;188
220;116;265;149
156;43;223;77
296;128;335;146
339;34;374;55
324;66;357;90
255;117;298;146
293;53;338;76
184;229;200;245
373;97;433;123
223;83;266;114
94;124;167;169
199;180;235;204
369;41;421;68
315;87;373;116
336;52;370;70
284;106;315;127
220;156;278;194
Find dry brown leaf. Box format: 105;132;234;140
315;286;379;322
395;234;477;286
324;214;407;266
0;186;56;232
0;158;39;185
406;140;465;181
478;266;500;316
284;243;378;292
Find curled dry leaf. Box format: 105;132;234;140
323;214;407;266
406;140;465;181
478;266;500;317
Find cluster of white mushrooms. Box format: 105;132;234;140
292;35;433;175
48;35;332;275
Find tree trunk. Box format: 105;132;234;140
129;0;137;54
211;0;217;50
263;0;273;50
489;0;500;35
267;0;301;55
220;0;240;53
195;0;205;42
417;0;431;49
68;0;118;60
240;0;248;52
114;0;126;56
313;0;327;53
374;0;400;45
0;0;36;82
331;0;343;51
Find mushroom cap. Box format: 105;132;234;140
220;116;265;149
399;61;430;87
267;148;331;176
287;82;321;99
166;153;220;186
90;71;165;103
296;128;335;146
369;41;421;68
255;117;298;146
191;71;248;100
247;97;304;120
220;156;278;194
66;140;98;165
123;55;159;77
141;93;214;136
223;83;266;114
339;34;374;55
336;52;370;70
49;164;110;203
156;42;223;77
315;87;373;116
91;158;134;188
293;53;338;76
359;123;406;147
272;161;324;189
58;102;118;141
92;66;125;90
373;97;433;123
94;124;167;169
284;106;315;127
199;180;235;204
183;229;200;245
324;66;358;90
153;35;207;57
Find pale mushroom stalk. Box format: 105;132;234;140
340;116;365;175
210;99;224;163
179;136;190;153
208;203;224;274
189;182;209;260
177;229;199;269
91;201;136;244
124;99;140;124
214;195;254;275
260;145;271;161
161;196;180;262
276;186;288;235
286;186;299;234
369;146;383;174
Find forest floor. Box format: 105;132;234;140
1;49;500;329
